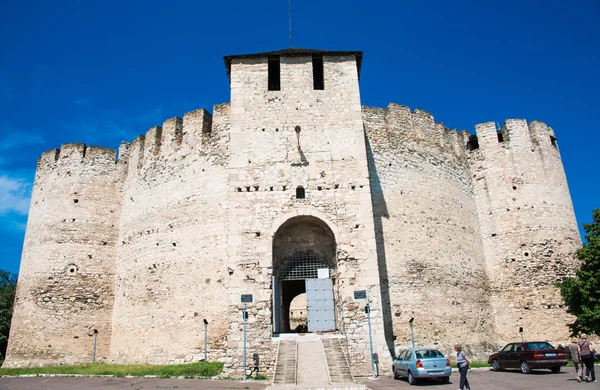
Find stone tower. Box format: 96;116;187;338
222;48;390;376
471;120;580;340
5;145;122;365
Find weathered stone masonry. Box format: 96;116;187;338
5;48;580;377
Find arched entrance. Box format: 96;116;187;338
272;216;337;333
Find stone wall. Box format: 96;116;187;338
471;119;581;344
5;144;123;367
109;106;231;364
363;104;496;360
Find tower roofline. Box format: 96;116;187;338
223;48;363;79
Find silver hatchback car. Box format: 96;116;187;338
393;348;452;385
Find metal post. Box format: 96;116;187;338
243;303;247;382
204;322;208;362
519;326;524;342
92;329;98;364
366;303;375;377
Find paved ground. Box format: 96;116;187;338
1;368;598;389
357;367;599;389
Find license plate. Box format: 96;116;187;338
428;371;443;375
545;353;557;357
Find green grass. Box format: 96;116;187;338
450;360;491;369
0;361;224;378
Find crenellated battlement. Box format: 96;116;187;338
362;103;468;158
473;118;560;156
34;105;229;178
36;143;118;172
123;105;229;174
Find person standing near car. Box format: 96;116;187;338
566;338;583;382
579;334;596;383
455;344;471;390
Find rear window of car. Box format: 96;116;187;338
526;342;554;350
415;349;444;359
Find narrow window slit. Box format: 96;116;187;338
268;56;281;91
312;55;324;90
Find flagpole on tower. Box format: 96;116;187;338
288;0;293;47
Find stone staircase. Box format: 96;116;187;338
270;335;361;389
272;341;297;385
322;338;354;384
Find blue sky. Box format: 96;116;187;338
1;0;598;275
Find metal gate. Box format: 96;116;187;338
272;276;282;333
306;278;335;332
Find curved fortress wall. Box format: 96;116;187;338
6;145;123;367
363;104;496;356
110;106;231;364
471;120;581;341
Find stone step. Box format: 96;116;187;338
272;341;297;385
322;338;354;384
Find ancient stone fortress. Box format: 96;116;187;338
5;48;581;379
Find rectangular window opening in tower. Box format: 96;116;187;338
268;56;281;91
312;55;324;90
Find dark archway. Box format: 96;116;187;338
272;216;336;333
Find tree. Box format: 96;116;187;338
0;270;17;360
558;209;600;336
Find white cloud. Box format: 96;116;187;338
0;174;31;215
0;122;45;151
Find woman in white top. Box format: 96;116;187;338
455;344;471;390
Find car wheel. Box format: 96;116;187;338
550;366;561;373
407;370;417;385
392;365;398;379
520;360;532;374
492;359;502;371
441;376;450;384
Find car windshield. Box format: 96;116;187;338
526;342;554;350
415;349;444;359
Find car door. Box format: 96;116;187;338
393;350;404;376
398;350;410;376
497;344;514;368
511;343;526;368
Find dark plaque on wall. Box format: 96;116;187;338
354;290;367;300
241;294;253;303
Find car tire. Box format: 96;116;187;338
407;370;417;385
392;365;398;379
441;376;450;384
550;366;561;373
492;359;502;371
520;360;532;374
